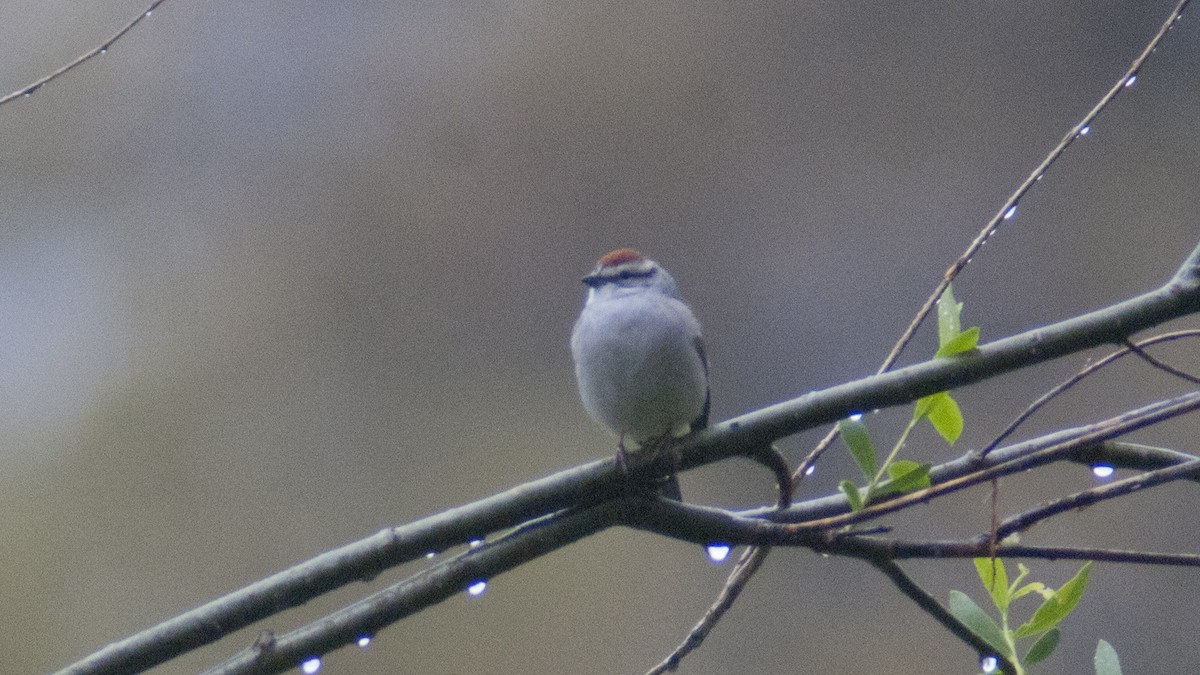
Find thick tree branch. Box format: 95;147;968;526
57;240;1200;674
201;504;622;675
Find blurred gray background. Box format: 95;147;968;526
3;1;1199;673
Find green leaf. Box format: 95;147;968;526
838;417;877;479
1024;627;1061;664
974;557;1010;611
937;284;964;348
936;326;981;357
1094;639;1122;675
876;461;932;495
839;480;864;511
947;591;1012;659
1016;562;1092;637
917;391;964;444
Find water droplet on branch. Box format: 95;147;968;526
706;544;732;563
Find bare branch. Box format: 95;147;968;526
994;458;1200;538
1123;337;1200;385
0;0;172;107
868;559;1018;675
982;329;1200;456
645;546;771;675
878;0;1193;376
844;539;1200;568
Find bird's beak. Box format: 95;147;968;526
581;273;602;288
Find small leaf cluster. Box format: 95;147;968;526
920;283;979;444
837;417;930;511
950;558;1111;674
837;285;977;510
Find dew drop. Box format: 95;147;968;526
1002;205;1017;220
467;579;488;597
980;655;999;673
301;657;322;674
145;9;153;16
706;543;732;563
1092;463;1115;479
1079;125;1091;136
1035;172;1045;182
425;550;438;559
848;412;863;422
357;635;372;648
99;47;108;54
804;465;816;476
469;539;483;549
1125;74;1138;87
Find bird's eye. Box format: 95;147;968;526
617;269;636;280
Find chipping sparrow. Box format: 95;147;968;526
570;248;710;495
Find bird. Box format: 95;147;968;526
570;248;709;498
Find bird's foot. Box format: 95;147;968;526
616;434;630;474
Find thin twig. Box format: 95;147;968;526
645;546;771;674
835;537;1200;567
994;458;1200;538
0;0;172;107
878;0;1192;379
868;559;1018;675
982;330;1200;456
1123;337;1200;385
